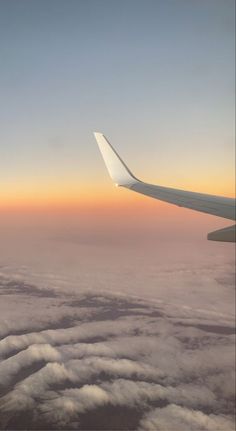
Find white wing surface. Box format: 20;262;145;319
94;132;236;242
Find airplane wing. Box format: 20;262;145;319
94;132;236;242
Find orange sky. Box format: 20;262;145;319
1;171;235;210
0;182;232;246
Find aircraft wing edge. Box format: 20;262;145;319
94;132;236;241
207;224;236;242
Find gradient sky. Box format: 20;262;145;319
0;0;235;207
0;0;235;253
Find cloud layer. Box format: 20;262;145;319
0;272;235;430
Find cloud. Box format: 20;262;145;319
35;379;216;427
0;317;146;359
138;404;235;431
0;344;61;387
0;273;235;430
0;362;72;420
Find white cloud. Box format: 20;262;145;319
0;271;234;430
36;379;217;427
0;313;158;358
138;404;235;431
0;344;61;386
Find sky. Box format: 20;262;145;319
0;0;235;290
0;0;235;210
0;0;235;260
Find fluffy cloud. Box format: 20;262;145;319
0;344;61;387
0;317;146;359
0;273;235;430
138;404;235;431
28;379;217;428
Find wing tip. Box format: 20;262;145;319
94;132;138;187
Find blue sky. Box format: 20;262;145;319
0;0;235;204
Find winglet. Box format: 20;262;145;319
94;132;139;187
